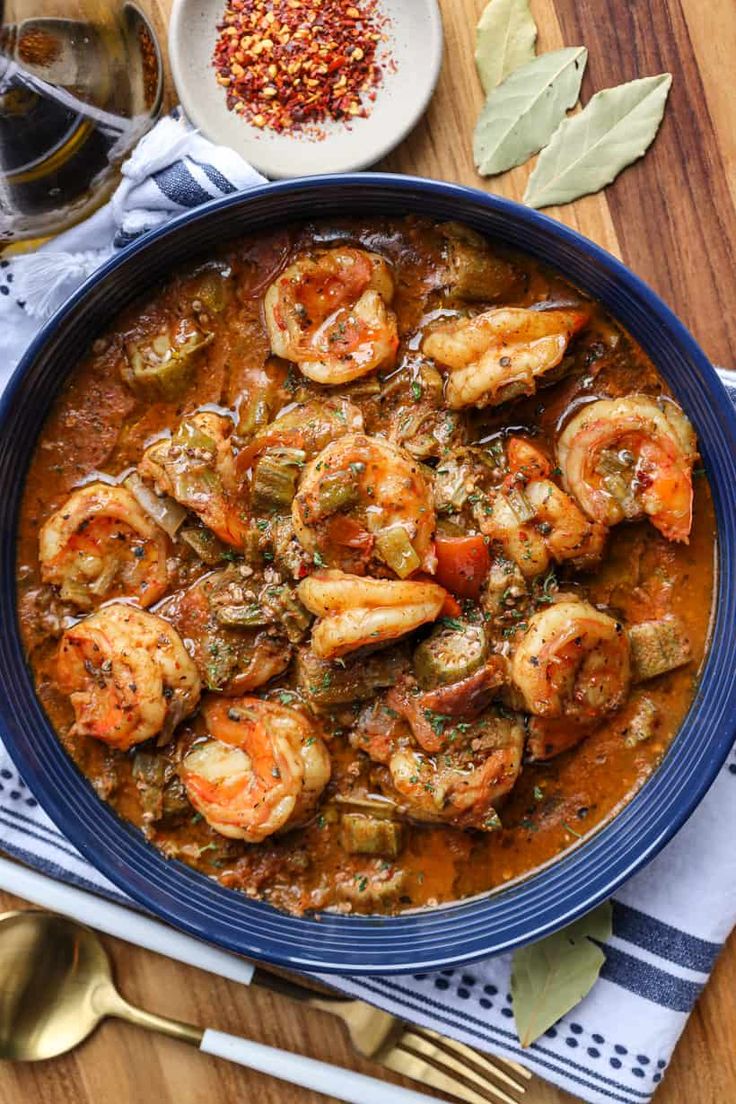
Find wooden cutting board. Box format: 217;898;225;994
1;1;734;1101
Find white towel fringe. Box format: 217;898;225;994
12;250;113;320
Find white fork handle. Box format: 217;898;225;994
201;1029;438;1104
0;856;256;985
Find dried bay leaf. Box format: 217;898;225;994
568;903;614;944
473;47;588;177
511;901;613;1048
524;73;673;208
475;0;538;94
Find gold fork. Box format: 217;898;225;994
252;967;532;1104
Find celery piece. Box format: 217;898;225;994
339;814;404;858
193;267;232;313
179;526;228;565
237;396;273;439
252;447;306;511
316;469;360;517
374;526;421;579
506;484;535;523
173;418;217;453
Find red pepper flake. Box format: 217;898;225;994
17;27;61;67
212;0;390;137
137;21;161;110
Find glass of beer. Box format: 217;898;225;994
0;1;163;245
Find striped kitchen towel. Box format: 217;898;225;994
1;112;735;1104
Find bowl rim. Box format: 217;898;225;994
1;173;735;974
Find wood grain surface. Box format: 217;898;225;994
2;1;735;1101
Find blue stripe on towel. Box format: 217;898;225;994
600;945;703;1012
0;810;86;864
190;158;237;195
613;901;720;973
356;976;649;1104
152;163;214;207
113;229;143;249
4;803;68;841
0;838;140;908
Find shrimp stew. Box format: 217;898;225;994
17;218;715;915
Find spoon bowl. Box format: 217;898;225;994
0;910;200;1061
0;911;109;1061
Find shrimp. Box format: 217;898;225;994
422;307;588;410
292;433;436;577
57;604;201;751
264;247;399;384
476;437;606;578
39;482;169;610
525;480;606;567
298;569;447;659
387;713;524;830
511;598;631;723
139;412;247;547
180;697;330;842
557;395;697;542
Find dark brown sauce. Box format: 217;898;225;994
16;216;715;915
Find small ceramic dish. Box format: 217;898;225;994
168;0;443;179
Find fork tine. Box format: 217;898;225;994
487;1057;533;1081
382;1046;510;1104
396;1036;521;1104
412;1026;529;1093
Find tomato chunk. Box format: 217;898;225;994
434;535;491;600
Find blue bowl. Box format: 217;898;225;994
1;175;735;974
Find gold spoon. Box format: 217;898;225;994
0;910;435;1104
0;909;200;1061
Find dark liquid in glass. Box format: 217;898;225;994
0;5;161;243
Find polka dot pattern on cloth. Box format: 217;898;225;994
401;964;671;1095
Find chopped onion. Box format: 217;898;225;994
124;472;187;538
506;485;535;523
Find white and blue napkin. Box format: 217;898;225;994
1;114;735;1104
